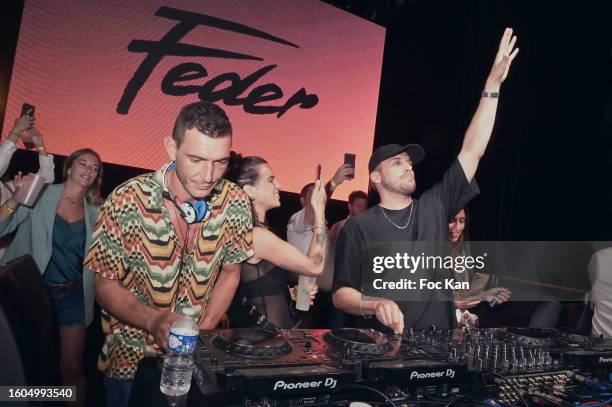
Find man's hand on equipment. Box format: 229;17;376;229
373;300;404;334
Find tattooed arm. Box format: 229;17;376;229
251;179;327;276
251;226;326;277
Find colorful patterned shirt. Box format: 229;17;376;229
84;165;253;379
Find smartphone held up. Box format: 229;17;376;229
344;153;356;179
21;103;35;118
20;103;36;149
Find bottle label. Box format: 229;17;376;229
168;327;198;353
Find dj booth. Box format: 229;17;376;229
1;257;609;406
131;327;612;407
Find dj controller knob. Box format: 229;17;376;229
407;328;414;341
342;344;353;360
539;350;546;366
353;360;364;379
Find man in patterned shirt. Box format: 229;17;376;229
85;102;253;407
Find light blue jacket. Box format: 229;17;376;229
0;183;99;326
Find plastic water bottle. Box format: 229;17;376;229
160;308;199;397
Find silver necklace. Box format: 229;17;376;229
380;203;413;229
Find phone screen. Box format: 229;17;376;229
344;153;355;179
315;164;321;181
21;103;35;118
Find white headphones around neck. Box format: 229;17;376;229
161;162;210;224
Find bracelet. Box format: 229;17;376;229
359;300;373;319
312;225;327;232
1;202;16;215
328;180;337;189
482;91;500;98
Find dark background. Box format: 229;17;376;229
1;0;611;241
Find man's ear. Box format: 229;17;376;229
164;137;178;162
370;170;381;186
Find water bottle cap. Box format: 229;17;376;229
182;307;197;317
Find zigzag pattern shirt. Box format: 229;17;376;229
84;165;253;379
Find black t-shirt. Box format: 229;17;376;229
332;159;480;331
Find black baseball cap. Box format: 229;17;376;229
368;143;426;173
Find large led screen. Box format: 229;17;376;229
3;0;385;199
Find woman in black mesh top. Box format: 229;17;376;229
226;154;326;328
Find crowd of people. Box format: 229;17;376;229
1;27;607;407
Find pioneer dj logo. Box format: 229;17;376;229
599;356;612;364
117;6;319;117
273;378;338;391
409;369;456;380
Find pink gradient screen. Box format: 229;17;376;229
3;0;385;199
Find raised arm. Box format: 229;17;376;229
253;227;325;276
256;179;327;276
31;128;55;183
0;115;33;178
458;27;519;182
325;164;354;198
0;173;34;233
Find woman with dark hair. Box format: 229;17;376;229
226;153;326;328
0;148;103;405
448;208;511;325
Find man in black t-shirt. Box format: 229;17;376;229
332;28;519;334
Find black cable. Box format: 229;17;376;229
331;401;388;407
445;395;470;407
426;394;495;407
329;383;399;407
524;393;564;407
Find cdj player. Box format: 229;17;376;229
191;327;612;406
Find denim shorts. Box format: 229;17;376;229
46;280;85;326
